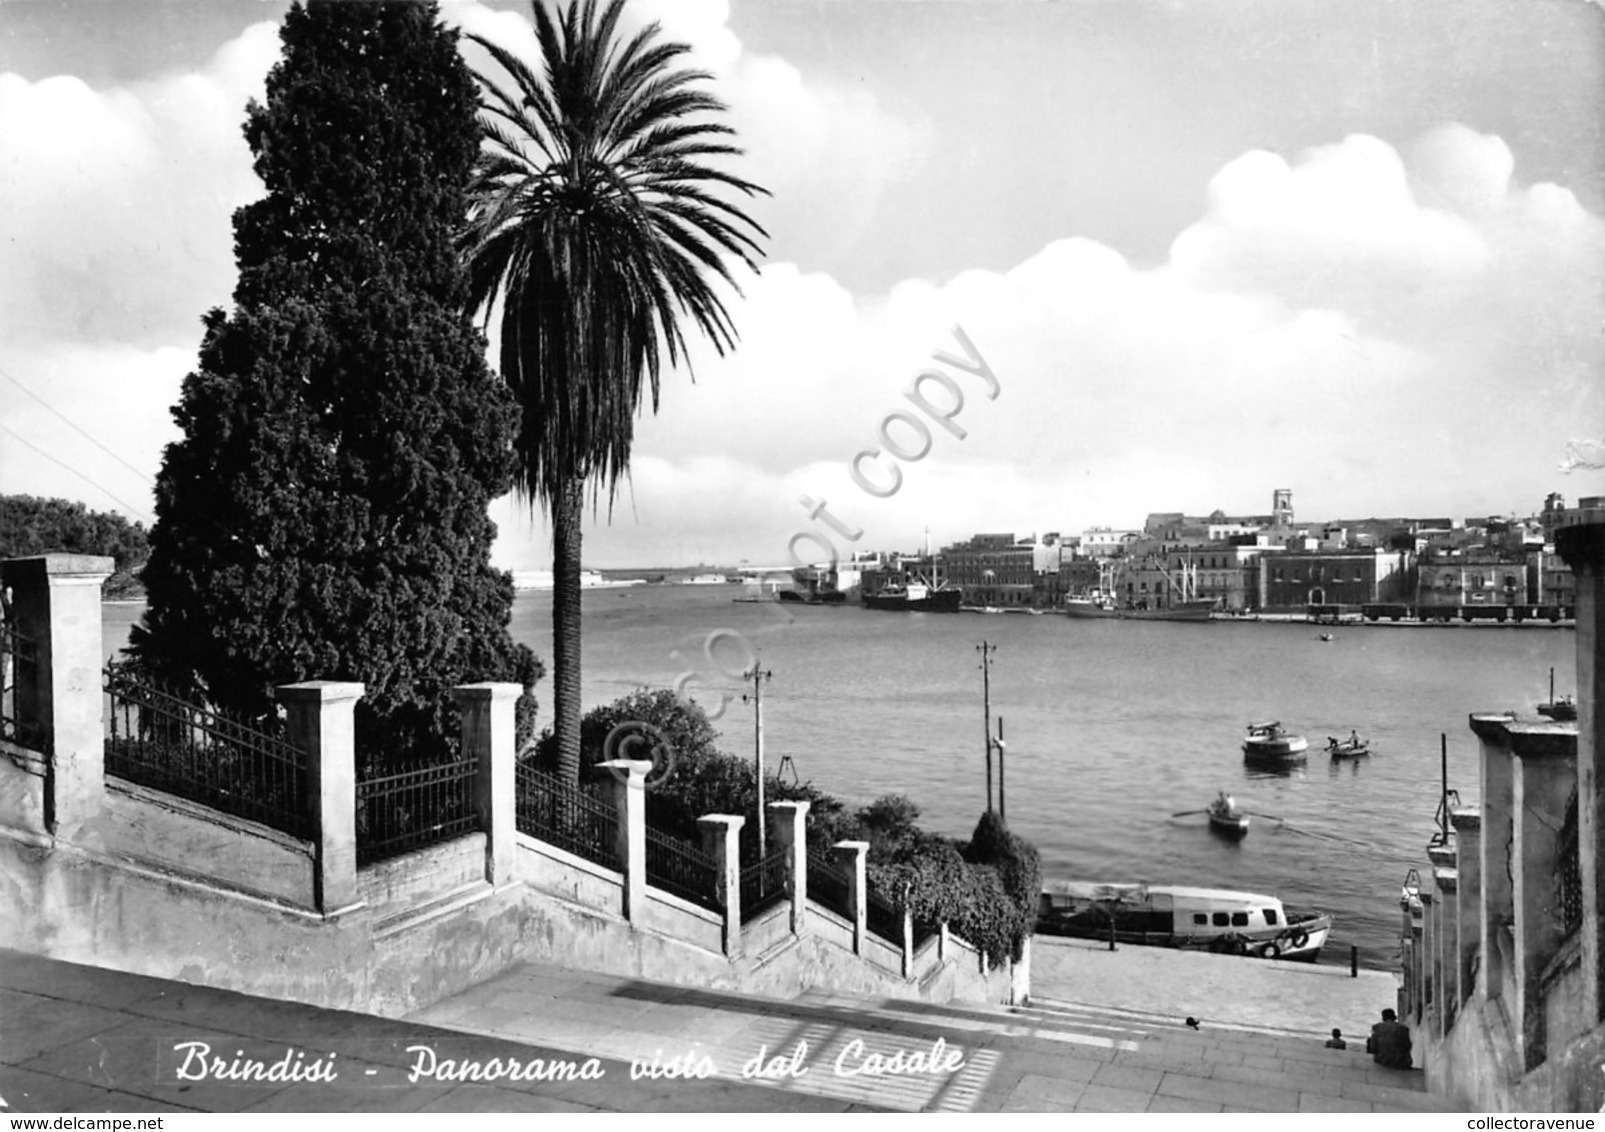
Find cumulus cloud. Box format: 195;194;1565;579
0;24;277;349
4;0;1599;570
589;125;1604;564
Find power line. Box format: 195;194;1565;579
0;421;155;522
0;366;154;485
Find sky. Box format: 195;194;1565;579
2;0;1604;570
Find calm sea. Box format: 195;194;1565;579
104;589;1579;969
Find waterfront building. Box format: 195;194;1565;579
943;532;1039;606
1415;553;1527;617
1260;547;1412;612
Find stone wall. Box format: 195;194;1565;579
0;553;1030;1022
1406;508;1605;1111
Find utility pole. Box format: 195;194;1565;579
743;662;773;849
977;641;996;811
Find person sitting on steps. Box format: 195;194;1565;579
1325;1028;1347;1050
1366;1008;1412;1069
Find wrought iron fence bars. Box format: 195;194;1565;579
515;765;620;872
102;663;308;838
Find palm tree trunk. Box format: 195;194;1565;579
552;475;584;782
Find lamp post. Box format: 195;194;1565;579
743;662;773;849
994;716;1007;823
977;641;996;811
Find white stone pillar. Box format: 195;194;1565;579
598;758;651;922
768;800;810;935
1;554;113;837
1471;713;1516;1002
1510;723;1577;1071
1451;806;1483;1006
699;814;745;956
279;681;364;914
452;682;521;886
833;840;869;955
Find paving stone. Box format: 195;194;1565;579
1158;1070;1300;1111
1207;1062;1317;1093
1006;1072;1092;1107
1298;1091;1373;1112
414;1085;600;1112
1339;1077;1449;1110
1074;1083;1156;1111
0;1065;199;1115
1148;1093;1222;1112
1;992;143;1064
1089;1062;1163;1093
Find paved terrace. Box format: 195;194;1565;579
2;948;1447;1113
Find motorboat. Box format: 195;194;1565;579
1243;721;1308;760
1037;881;1332;961
1206;793;1249;838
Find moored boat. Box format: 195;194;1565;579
1207;793;1250;838
862;583;962;613
1037;881;1332;961
1325;735;1371;758
1062;594;1217;622
1243;721;1308;760
1536;666;1578;721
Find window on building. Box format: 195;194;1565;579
1212;912;1230;927
1471;574;1485;589
1354;569;1364;582
1441;573;1456;589
1274;569;1284;583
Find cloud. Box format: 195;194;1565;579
453;0;934;265
576;125;1604;565
0;23;277;349
4;0;1599;570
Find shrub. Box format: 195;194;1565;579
553;690;1039;966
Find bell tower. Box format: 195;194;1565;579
1273;489;1294;528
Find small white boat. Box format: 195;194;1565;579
1038;882;1332;961
1243;721;1308;760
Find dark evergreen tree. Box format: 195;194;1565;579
131;0;539;766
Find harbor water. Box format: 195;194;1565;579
103;588;1579;970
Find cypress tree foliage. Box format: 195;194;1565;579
131;1;540;767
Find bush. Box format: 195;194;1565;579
558;690;1039;966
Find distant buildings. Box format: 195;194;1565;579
842;489;1586;615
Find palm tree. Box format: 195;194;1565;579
464;0;768;783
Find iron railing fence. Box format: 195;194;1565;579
739;845;789;920
356;757;479;866
865;884;905;945
644;826;723;912
1;621;39;748
1559;787;1582;939
806;849;853;920
103;662;307;837
515;765;619;871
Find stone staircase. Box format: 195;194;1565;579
409;961;1452;1112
